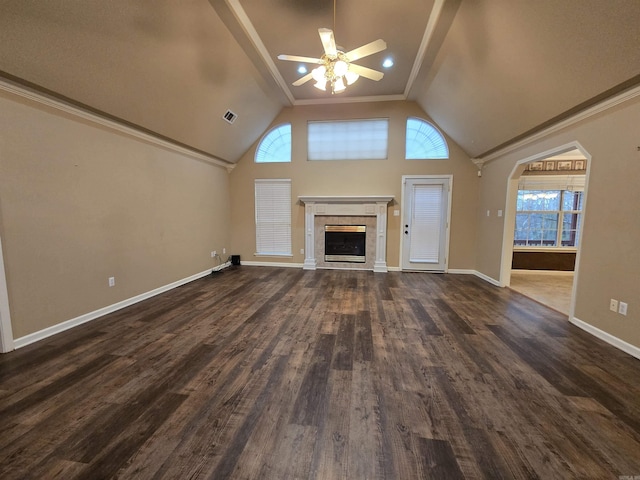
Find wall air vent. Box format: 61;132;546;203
222;110;237;124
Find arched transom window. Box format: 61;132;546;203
255;123;292;163
405;117;449;160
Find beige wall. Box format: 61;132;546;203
228;101;478;270
476;94;640;349
0;90;230;339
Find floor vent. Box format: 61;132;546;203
222;110;237;124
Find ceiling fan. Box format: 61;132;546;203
277;27;387;94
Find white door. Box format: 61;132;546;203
402;176;451;272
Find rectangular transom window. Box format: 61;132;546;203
255;179;292;256
307;118;389;160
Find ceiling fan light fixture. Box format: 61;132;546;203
278;12;387;95
334;60;348;77
333;77;346;93
312;65;327;82
314;79;327;91
345;70;359;85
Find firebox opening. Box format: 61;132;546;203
324;225;366;263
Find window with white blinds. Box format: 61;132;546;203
255;179;292;256
307;118;389;160
409;184;444;263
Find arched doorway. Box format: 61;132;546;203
0;235;14;352
500;142;591;320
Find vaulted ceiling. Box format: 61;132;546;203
1;0;639;164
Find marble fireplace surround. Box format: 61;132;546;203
298;196;394;272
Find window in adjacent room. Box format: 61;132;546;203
514;186;584;248
307;118;389;160
255;124;291;163
255;179;292;256
405;117;449;159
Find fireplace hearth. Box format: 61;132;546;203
324;225;366;263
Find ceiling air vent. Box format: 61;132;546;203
222;110;237;124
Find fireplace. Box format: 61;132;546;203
324;225;366;263
298;196;394;272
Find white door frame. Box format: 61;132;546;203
0;235;15;352
499;140;591;321
400;174;453;272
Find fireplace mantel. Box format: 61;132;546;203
298;195;394;272
299;195;394;204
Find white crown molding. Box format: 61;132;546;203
293;94;406;106
481;84;640;163
404;0;446;97
225;0;296;105
225;0;411;107
0;78;235;172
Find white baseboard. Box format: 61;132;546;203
448;268;476;275
212;261;232;272
570;317;640;361
447;269;502;287
511;269;574;276
13;267;217;349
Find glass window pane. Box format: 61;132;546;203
562;191;583;211
515;187;582;248
517;190;560;211
561;213;581;246
405;117;449;159
308;119;388;160
255;124;292;163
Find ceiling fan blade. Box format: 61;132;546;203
345;39;387;62
318;28;337;56
348;63;384;81
292;72;314;86
277;54;323;64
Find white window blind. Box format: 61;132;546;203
409;184;443;263
518;174;585;191
307;118;389;160
255;179;292;256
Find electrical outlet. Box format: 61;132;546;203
498;209;503;217
393;210;400;217
486;210;491;217
108;277;115;287
619;302;628;316
300;248;304;255
222;248;226;254
211;251;216;257
610;299;618;312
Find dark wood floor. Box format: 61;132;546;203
1;267;640;479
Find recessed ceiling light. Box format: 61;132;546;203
298;65;308;74
382;58;394;69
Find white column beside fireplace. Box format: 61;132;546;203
298;196;394;273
